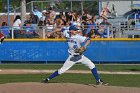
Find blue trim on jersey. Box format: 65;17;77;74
84;37;90;42
81;37;90;45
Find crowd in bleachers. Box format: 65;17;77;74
0;6;113;39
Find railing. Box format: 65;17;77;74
1;24;140;39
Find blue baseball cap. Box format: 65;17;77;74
69;26;79;31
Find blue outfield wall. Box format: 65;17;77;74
0;39;140;63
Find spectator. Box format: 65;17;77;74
23;20;35;38
46;18;63;38
99;18;112;38
85;29;101;38
61;15;67;26
85;18;96;37
40;10;47;24
82;9;92;21
32;6;42;19
55;11;64;19
100;2;111;19
35;20;45;38
13;15;22;38
46;18;54;38
29;12;39;29
82;9;88;22
81;16;88;36
0;22;10;38
71;12;81;29
48;7;56;23
65;11;73;21
53;18;63;38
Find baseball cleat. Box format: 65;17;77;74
41;78;49;83
96;79;108;86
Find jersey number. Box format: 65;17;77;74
73;45;78;49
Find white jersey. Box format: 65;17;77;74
62;28;89;55
67;34;88;55
13;19;21;29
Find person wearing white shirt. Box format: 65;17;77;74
13;15;22;38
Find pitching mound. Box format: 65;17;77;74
0;82;139;93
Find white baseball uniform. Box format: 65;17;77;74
58;28;95;74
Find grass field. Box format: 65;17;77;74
0;64;140;87
0;63;140;71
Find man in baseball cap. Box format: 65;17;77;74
69;26;79;35
69;25;82;36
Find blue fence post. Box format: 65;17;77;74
7;0;10;27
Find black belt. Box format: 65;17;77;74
69;53;81;56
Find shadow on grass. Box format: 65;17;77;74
127;69;140;72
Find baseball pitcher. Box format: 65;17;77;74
42;25;108;85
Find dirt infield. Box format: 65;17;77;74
0;69;140;74
0;82;140;93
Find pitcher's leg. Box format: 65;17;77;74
81;56;100;81
81;55;108;85
58;58;75;74
42;55;76;83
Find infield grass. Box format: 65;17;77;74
0;64;140;87
0;74;140;87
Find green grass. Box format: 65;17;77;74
0;64;140;87
0;64;140;72
0;74;140;87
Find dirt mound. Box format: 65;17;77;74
0;82;139;93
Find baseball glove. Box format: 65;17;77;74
75;46;86;55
